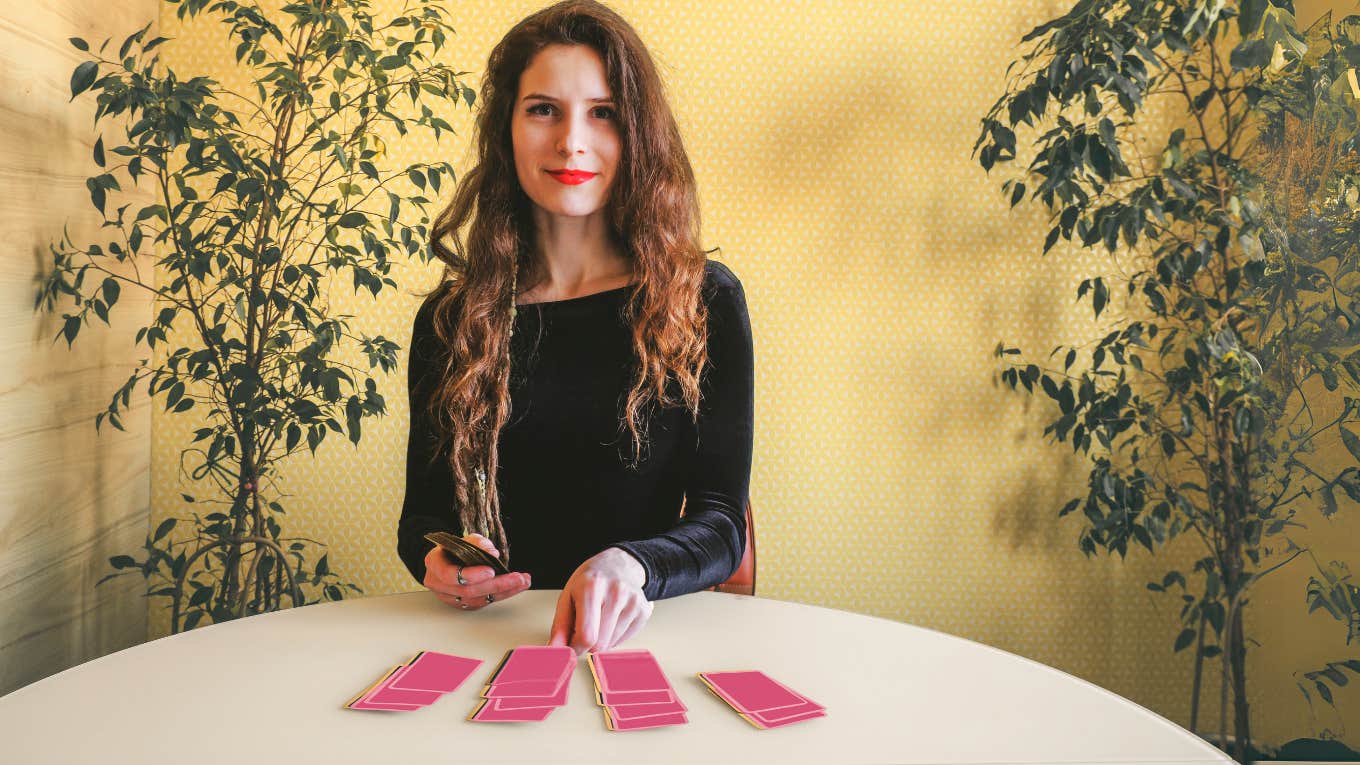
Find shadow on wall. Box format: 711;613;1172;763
0;105;151;693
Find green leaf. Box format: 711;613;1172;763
316;553;330;578
101;277;119;306
1316;681;1334;704
153;517;176;542
1044;226;1061;254
188;586;213;609
336;212;367;228
110;555;137;569
69;37;90;52
1173;628;1196;652
70;61;98;100
93;135;105;167
61;315;81;347
346;395;362;445
1238;0;1267;35
1340;428;1360;463
1321;666;1349;687
86;178;106;215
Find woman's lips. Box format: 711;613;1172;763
547;169;597;185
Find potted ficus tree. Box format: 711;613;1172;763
975;0;1359;760
37;0;473;633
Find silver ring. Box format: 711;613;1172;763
485;593;496;604
456;566;468;586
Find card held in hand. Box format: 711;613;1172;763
424;531;509;575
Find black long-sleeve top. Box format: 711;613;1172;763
397;260;753;600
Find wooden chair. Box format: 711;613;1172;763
712;500;756;595
678;498;756;596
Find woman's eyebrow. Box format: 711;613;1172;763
521;92;615;103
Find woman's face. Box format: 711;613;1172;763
511;44;621;222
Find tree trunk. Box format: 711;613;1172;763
1190;608;1207;732
1229;604;1251;762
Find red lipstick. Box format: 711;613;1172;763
547;169;597;185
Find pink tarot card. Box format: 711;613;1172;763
362;679;442;707
484;679;569;710
605;696;688;722
698;671;824;716
483;673;571;699
469;699;556;723
606;710;688;731
600;687;675;705
589;650;676;706
484;646;574;696
747;708;827;729
591;650;668;694
345;667;436;711
747;698;823;724
346;698;424;712
386;651;483;694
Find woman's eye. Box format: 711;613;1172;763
524;103;614;119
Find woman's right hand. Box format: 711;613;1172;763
423;533;531;611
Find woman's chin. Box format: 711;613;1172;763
531;198;608;220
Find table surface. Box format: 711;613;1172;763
0;590;1230;764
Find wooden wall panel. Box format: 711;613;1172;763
0;1;158;695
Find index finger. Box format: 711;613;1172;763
572;589;598;655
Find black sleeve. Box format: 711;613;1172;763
610;262;754;599
396;287;460;586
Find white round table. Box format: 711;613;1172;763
0;590;1229;764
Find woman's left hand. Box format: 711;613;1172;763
548;547;652;655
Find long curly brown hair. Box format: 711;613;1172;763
419;0;708;567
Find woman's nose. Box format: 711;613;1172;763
556;115;587;156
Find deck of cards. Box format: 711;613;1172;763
587;649;688;730
344;651;483;711
469;645;575;722
698;670;826;728
423;531;509;575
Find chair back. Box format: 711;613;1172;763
712;500;756;596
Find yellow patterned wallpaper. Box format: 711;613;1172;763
147;0;1359;749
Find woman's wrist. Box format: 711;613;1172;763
602;546;648;590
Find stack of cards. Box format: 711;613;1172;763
469;645;575;722
345;651;483;711
586;649;688;731
697;670;825;729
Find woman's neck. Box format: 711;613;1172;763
521;209;632;303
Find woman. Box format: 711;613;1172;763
397;0;753;656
